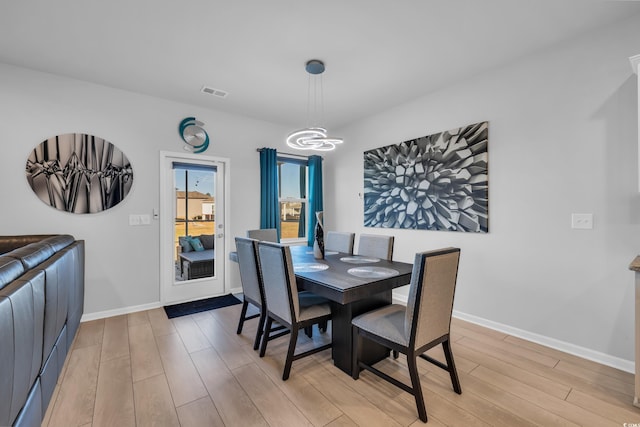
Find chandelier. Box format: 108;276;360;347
286;60;343;151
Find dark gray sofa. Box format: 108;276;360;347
0;235;84;427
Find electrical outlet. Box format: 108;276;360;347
571;213;593;229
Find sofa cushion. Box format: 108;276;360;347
12;378;41;427
0;275;45;425
0;296;14;427
198;234;215;250
36;250;71;367
189;237;205;252
5;242;55;270
0;257;25;291
178;236;193;253
41;235;75;252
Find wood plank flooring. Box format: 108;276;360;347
43;304;640;426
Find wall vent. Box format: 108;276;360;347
201;86;228;98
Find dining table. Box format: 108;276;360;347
288;245;413;375
229;244;414;375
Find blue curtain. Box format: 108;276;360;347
259;148;280;238
298;165;306;238
307;155;323;246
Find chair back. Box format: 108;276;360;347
356;234;394;260
324;231;355;254
247;228;279;243
257;242;299;325
234;237;264;306
405;248;460;348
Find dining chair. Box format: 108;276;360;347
235;236;328;350
351;247;462;423
234;237;279;350
356;233;394;260
257;241;332;380
324;231;355;254
247;228;279;242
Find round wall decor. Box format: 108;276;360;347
179;117;210;153
25;133;133;214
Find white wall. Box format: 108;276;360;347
324;14;640;367
0;63;287;314
1;13;638;370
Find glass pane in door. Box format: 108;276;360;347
174;164;216;281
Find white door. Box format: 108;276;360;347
160;151;229;304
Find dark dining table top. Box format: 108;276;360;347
288;245;413;305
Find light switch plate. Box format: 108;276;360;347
571;213;593;229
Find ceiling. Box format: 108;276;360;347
1;1;639;130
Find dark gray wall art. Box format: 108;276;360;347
363;122;488;232
26;133;133;214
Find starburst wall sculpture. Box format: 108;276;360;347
363;121;488;232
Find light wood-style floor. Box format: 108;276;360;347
42;302;640;426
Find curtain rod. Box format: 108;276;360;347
256;148;323;159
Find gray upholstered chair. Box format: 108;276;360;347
257;241;332;380
356;233;394;260
351;247;462;423
247;228;279;243
324;231;355;254
235;237;275;350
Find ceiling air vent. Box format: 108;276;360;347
201;86;228;98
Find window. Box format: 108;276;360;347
278;157;308;241
173;163;216;279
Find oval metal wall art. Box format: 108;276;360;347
26;133;133;214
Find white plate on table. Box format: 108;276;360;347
340;256;380;264
347;266;399;278
294;263;329;273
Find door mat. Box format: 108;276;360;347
164;293;242;319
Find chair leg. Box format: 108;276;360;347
253;309;266;351
283;326;299;381
392;350;399;359
407;352;428;423
319;320;328;333
304;326;313;338
236;300;249;334
259;316;273;357
442;339;462;394
351;325;360;380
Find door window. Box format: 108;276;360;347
174;163;216;281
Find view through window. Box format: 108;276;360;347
174;163;216;281
278;158;307;241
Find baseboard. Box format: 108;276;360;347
81;301;163;322
228;286;243;296
392;293;633;373
81;285;245;322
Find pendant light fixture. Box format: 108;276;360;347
286;59;343;151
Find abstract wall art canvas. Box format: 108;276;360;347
363;121;488;232
26;133;133;214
